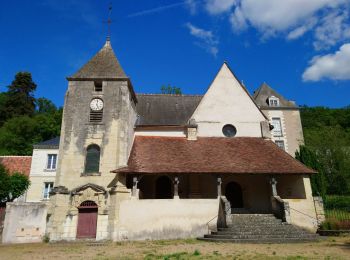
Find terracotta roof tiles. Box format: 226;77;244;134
0;156;32;177
114;136;315;175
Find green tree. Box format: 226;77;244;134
4;72;37;121
36;97;57;114
295;146;327;197
0;163;30;203
161;84;182;94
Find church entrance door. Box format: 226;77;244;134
225;182;243;209
76;201;98;239
155;176;172;199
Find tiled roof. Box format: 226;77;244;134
114;136;316;174
0;156;32;177
33;137;60;149
135;94;202;126
253;83;297;108
68;40;126;79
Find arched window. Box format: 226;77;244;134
84;145;100;174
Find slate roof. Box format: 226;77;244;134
33;137;60;149
0;156;32;177
113;136;316;174
68;40;127;79
135;94;203;126
253;83;297;108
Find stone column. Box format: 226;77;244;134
174;176;179;199
132;176;139;198
270;177;278;196
217;177;222;197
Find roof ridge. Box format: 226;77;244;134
136;93;203;97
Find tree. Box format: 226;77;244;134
4;72;37;121
0;163;30;203
295;146;327;197
36;97;57;114
161;84;182;94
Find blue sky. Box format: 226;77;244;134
0;0;349;108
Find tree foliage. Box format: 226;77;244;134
0;163;30;203
0;72;62;155
297;106;350;196
161;84;182;95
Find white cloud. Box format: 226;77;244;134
313;10;350;50
205;0;236;15
186;23;219;56
303;43;350;81
186;0;198;15
287;18;317;40
197;0;350;49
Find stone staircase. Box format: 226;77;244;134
198;214;320;243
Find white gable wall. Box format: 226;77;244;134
191;63;266;137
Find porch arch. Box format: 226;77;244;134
225;181;243;208
155;176;173;199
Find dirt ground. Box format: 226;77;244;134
0;236;349;260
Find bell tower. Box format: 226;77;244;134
48;38;137;241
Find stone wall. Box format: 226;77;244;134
2;202;47;244
114;198;219;241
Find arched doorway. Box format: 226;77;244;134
76;200;98;239
225;182;243;208
155;176;172;199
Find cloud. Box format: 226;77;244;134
186;0;199;15
186;23;219;56
303;43;350;81
205;0;236;15
313;10;350;50
198;0;350;49
128;2;186;18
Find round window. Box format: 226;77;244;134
222;124;237;137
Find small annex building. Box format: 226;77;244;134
3;38;324;243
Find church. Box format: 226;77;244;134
3;38;324;243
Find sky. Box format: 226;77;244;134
0;0;350;108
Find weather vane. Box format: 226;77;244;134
104;2;113;40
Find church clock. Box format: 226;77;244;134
90;98;104;111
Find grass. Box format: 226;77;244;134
0;236;349;260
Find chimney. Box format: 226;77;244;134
187;119;198;141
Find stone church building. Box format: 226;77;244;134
3;38;323;243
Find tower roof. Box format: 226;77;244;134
68;39;127;80
253;82;297;108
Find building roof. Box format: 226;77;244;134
253;83;297;109
0;156;32;177
33;137;60;149
68;39;127;80
113;136;316;175
135;94;203;126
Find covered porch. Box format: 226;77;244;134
112;136;317;240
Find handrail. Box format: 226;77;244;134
205;197;231;234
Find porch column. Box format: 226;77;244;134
174;176;179;199
132;176;139;198
217;177;222;197
270;177;278;196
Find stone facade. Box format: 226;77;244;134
3;39;321;244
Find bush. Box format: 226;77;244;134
324;195;350;210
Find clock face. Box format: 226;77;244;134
90;98;104;111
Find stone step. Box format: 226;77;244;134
197;237;320;243
204;234;318;240
211;230;310;236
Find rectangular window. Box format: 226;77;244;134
275;140;285;150
46;154;57;170
94;81;103;92
43;182;54;200
271;118;283;137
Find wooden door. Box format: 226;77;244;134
76;201;98;239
